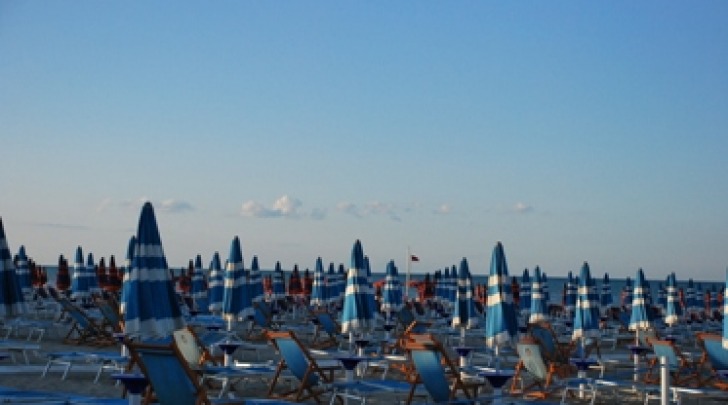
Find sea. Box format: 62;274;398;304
38;265;725;306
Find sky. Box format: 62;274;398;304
1;2;727;281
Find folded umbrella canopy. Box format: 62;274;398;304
519;268;531;317
190;254;208;314
452;257;477;331
310;257;327;308
0;218;26;317
485;242;517;359
529;266;548;324
572;262;600;341
341;240;374;335
207;252;224;314
381;260;403;317
221;236;252;331
15;245;31;296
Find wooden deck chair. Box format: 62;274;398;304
174;327;220;368
645;339;704;387
403;337;484;404
510;335;574;400
266;330;335;403
310;311;342;350
695;332;728;390
58;299;114;346
97;299;124;334
527;321;574;364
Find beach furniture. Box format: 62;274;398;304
645;339;704;387
526;321;574;365
695;332;728;390
310;311;343;350
510;335;574;400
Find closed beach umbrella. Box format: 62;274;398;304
686;279;698;317
15;246;31;295
71;246;91;301
542;272;550;304
271;261;286;300
485;242;517;352
572;262;600;341
0;218;26;317
565;271;577;317
520;269;531;316
221;236;252;330
364;256;377;319
310;257;327;308
529;266;548;323
107;255;121;293
601;273;613;310
452;257;477;331
249;255;264;303
664;272;681;327
657;283;667;314
381;260;403;316
288;265;302;296
723;269;728;349
326;262;338;306
56;255;71;292
96;257;108;292
119;235;136;315
87;253;100;294
190;255;208;314
336;264;346;302
622;277;633;309
341;240;374;334
448;265;458;307
709;286;719;319
207;252;224;314
629;268;652;334
123;202;185;340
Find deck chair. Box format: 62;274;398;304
645;339;704;387
527;321;574;365
696;332;728;390
510;335;574;400
97;299;124;334
403;337;485;404
309;311;343;350
58;299;114;346
266;329;335;403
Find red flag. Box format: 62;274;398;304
410;255;419;262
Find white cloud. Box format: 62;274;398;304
434;203;451;215
96;198;113;213
336;202;362;218
513;202;534;214
241;195;302;218
159;199;194;213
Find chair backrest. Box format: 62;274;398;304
405;340;452;403
267;330;319;386
397;306;416;327
698;333;728;370
173;328;204;367
651;340;680;371
98;301;122;332
253;306;271;328
129;340;209;405
517;338;549;381
315;312;339;335
528;322;565;363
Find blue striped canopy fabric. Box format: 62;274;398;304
15;246;31;295
249;256;264;304
686;279;698;316
380;260;403;316
0;218;27;317
452;258;477;329
123;202;185;340
71;246;91;300
572;262;600;340
628;268;652;332
520;269;531;316
310;257;327;308
448;265;458;307
190;255;208;314
340;240;374;334
564;271;577;317
601;273;613;309
542;272;550;304
271;261;286;301
326;262;338;306
622;277;633;309
207;252;224;314
439;268;450;311
87;253;101;294
221;236;252;329
119;235;136;316
336;264;346;301
485;242;517;349
664;272;681;326
723;269;728;349
529;266;548;323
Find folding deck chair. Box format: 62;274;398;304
696;332;728;390
645;339;704;387
510;336;576;400
57;298;114;346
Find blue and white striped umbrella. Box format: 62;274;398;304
565;271;577;316
520;269;531;316
340;240;374;334
529;266;548;323
190;255;208;314
433;270;443;306
207;252;224;314
87;252;101;294
71;246;91;301
336;264;346;302
542;272;550;304
657;283;666;313
449;264;458;306
326;262;338;306
381;260;403;316
0;218;27;317
723;269;728;349
119;235;136;315
249;256;264;303
310;257;327;308
629;268;652;332
664;272;681;326
686;279;698;316
15;246;31;296
709;286;719;317
221;236;252;329
485;242;517;349
452;257;477;329
271;261;286;301
123;202;185;340
436;268;447;310
364;256;377;319
573;262;600;340
696;284;705;317
601;273;613;309
622;277;633;309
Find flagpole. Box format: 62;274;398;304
405;246;411;301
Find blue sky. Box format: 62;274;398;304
2;2;727;280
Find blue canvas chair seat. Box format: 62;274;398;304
695;332;728;390
310;311;343;350
646;339;704;387
56;298;115;346
527;321;574;365
511;336;574;400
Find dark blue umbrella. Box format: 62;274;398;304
123;202;185;340
564;271;577;317
542;271;550;304
520;269;531;316
337;263;346;302
529;266;548;323
664;272;680;327
190;255;208;314
622;277;633;309
15;245;31;296
709;286;719;318
326;262;338;307
87;252;100;295
686;279;699;317
601;273;613;309
340;240;374;335
628;268;652;334
0;218;26;317
221;236;252;330
381;260;403;317
71;246;91;301
271;261;286;301
723;269;728;348
485;242;517;357
449;264;458;307
119;235;136;316
249;255;264;304
572;262;600;341
452;258;477;333
207;252;224;314
310;257;327;308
